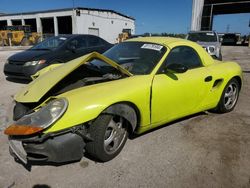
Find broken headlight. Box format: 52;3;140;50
4;98;68;136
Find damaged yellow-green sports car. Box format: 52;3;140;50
4;37;242;164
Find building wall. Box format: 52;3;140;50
0;9;135;43
75;9;135;43
0;10;73;34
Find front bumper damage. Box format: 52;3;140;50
9;139;27;164
8;128;90;164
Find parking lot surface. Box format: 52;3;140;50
0;46;250;188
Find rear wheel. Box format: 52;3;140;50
218;52;222;61
214;78;239;113
86;114;128;162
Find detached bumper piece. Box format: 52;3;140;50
9;139;27;164
9;132;86;164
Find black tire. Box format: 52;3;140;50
86;114;128;162
213;78;240;113
218;53;222;61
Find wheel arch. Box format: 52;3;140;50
102;102;141;134
233;76;242;91
212;76;241;113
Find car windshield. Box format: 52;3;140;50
89;42;167;75
31;36;69;50
187;32;217;42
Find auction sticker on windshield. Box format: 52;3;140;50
206;33;215;36
141;44;163;51
59;37;67;40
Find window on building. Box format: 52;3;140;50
122;29;131;35
88;28;99;36
11;20;22;26
0;20;7;30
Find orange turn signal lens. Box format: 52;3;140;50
4;124;43;136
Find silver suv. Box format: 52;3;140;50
186;31;222;60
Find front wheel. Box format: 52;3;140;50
214;78;240;113
85;114;128;162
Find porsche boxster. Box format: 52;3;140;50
4;37;242;164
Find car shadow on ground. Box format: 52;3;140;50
6;77;30;84
16;111;211;170
83;112;210;163
14;157;82;171
243;71;250;73
32;185;51;188
129;111;208;140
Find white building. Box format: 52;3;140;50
0;7;135;43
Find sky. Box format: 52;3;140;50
0;0;249;35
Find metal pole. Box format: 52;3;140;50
249;19;250;47
209;4;213;31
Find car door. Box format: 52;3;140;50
151;45;213;124
56;36;88;63
70;36;89;59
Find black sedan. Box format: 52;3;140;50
4;34;113;80
222;33;238;45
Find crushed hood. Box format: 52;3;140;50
14;52;133;103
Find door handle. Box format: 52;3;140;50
205;76;213;82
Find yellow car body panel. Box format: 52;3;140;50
14;37;242;135
15;53;91;103
151;67;211;124
31;63;62;80
44;75;152;133
14;52;132;103
203;60;242;107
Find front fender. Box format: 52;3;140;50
44;75;152;134
44;96;108;133
103;103;138;131
45;101;138;134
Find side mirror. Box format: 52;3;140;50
164;63;188;73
